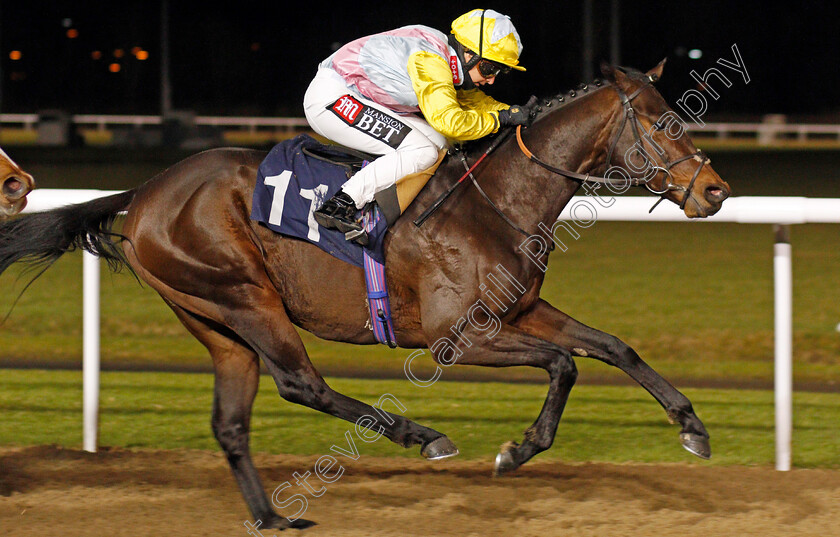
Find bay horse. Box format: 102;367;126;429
0;147;35;216
0;62;729;530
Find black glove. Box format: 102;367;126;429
498;96;540;128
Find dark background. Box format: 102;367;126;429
1;1;837;119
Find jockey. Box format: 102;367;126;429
304;8;535;243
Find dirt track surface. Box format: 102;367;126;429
2;446;839;537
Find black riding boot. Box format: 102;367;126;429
313;190;369;245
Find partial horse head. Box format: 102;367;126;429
599;59;730;217
0;147;34;216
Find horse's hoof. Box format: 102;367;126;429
289;518;318;530
260;516;317;531
680;432;711;460
493;441;520;477
421;436;459;460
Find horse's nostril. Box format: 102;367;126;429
705;185;729;202
2;177;24;197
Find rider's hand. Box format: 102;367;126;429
498;96;539;128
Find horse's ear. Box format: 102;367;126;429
600;61;616;81
601;62;630;85
646;58;667;83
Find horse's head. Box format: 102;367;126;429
0;147;34;217
599;60;730;217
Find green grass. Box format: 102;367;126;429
1;369;838;468
2;221;839;387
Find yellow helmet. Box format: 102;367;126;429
451;9;525;71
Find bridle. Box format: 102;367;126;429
608;80;710;211
516;76;711;215
414;74;713;238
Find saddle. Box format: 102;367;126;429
303;139;446;227
302;143;372;175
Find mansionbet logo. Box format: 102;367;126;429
449;55;461;85
331;95;362;123
327;95;412;149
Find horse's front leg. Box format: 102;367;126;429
513;299;711;459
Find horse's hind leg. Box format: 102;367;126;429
229;290;455;458
167;304;314;530
514;299;711;459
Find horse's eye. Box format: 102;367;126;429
652;121;664;131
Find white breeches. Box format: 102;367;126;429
304;68;447;208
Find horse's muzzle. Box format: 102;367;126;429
704;184;730;205
685;181;730;217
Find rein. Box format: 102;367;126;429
515;126;646;190
413;128;514;228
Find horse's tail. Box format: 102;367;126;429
0;189;137;277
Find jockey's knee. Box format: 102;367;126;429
401;144;440;173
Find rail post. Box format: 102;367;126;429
83;250;100;453
773;224;792;471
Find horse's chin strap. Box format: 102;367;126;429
676;152;710;210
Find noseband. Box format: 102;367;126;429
517;76;711;212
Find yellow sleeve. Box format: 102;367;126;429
407;51;504;141
456;88;509;113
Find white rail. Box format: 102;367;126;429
0;113;310;132
4;113;840;142
20;191;840;468
687;122;840;141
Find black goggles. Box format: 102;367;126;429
477;59;511;78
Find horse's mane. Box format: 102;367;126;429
458;74;614;155
456;63;660;158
